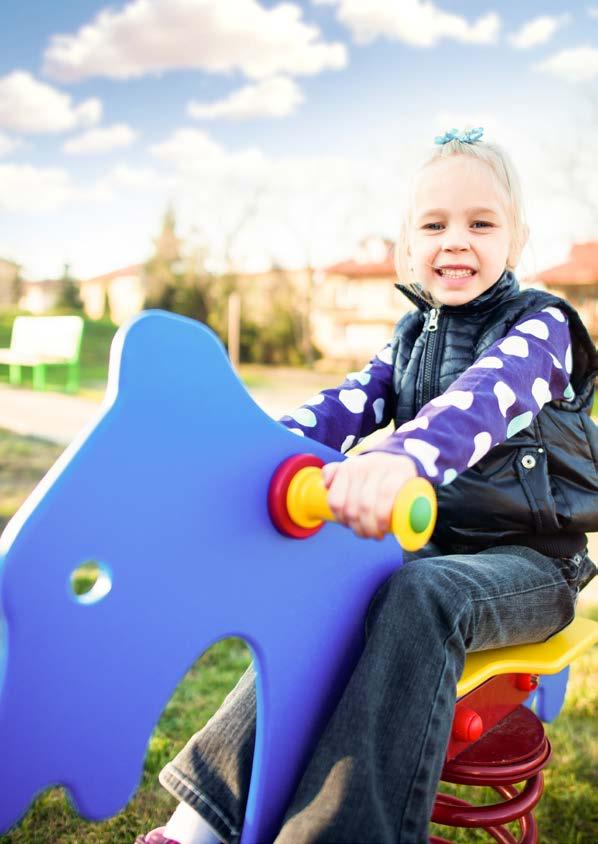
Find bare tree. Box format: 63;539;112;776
272;180;375;366
543;90;598;239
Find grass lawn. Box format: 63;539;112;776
0;427;597;843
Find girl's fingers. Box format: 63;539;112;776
355;471;398;538
374;477;400;536
330;465;368;536
344;467;377;538
358;469;386;537
325;454;418;539
326;463;350;519
321;461;341;488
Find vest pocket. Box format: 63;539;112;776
539;406;598;531
515;447;560;534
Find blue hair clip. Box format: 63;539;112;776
434;126;484;145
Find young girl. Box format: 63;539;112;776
138;129;598;844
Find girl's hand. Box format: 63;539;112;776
321;452;418;540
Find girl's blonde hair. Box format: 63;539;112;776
395;137;529;302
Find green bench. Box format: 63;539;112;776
0;315;84;392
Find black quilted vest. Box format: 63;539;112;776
391;270;598;557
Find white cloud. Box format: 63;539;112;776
145;126;408;271
0;71;101;134
0;164;76;211
311;0;500;46
107;163;175;191
149;128;267;178
188;76;304;120
0;161;123;214
0;132;19;157
508;15;571;49
534;46;598;82
43;0;347;82
63;124;137;155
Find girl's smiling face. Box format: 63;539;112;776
408;155;524;307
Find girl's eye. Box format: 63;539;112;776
422;221;492;231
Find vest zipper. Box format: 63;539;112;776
422;307;440;406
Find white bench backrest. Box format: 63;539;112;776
11;316;84;360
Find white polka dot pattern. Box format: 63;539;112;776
498;336;529;357
290;407;317;427
430;390;474;410
397;417;429;433
472;356;503;369
468;432;492;467
531;378;551;408
277;308;572;488
542;306;565;322
377;345;394;365
442;468;458;486
288;428;305;437
403;438;440;477
506;411;533;438
563;383;575;401
493;381;516;417
339;389;368;414
346;370;371;386
515;319;549;340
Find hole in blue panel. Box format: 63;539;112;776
69;560;112;605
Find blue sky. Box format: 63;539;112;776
1;0;597;279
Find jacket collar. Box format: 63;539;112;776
395;269;520;315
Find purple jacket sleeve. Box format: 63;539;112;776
278;340;396;453
365;307;573;484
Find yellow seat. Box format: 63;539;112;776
457;615;598;697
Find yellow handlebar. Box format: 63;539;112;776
286;466;437;551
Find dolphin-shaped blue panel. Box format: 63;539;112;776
524;667;570;723
0;311;404;843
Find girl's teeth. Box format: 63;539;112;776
439;269;474;278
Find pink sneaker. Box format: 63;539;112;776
135;827;181;844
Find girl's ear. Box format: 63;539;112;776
508;223;530;268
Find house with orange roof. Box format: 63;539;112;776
311;236;410;368
19;278;68;313
530;242;598;341
78;264;146;324
0;258;20;307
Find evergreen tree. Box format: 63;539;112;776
144;207;212;325
55;263;83;311
10;263;22;308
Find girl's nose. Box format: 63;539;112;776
441;229;470;251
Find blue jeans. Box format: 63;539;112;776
159;544;596;843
